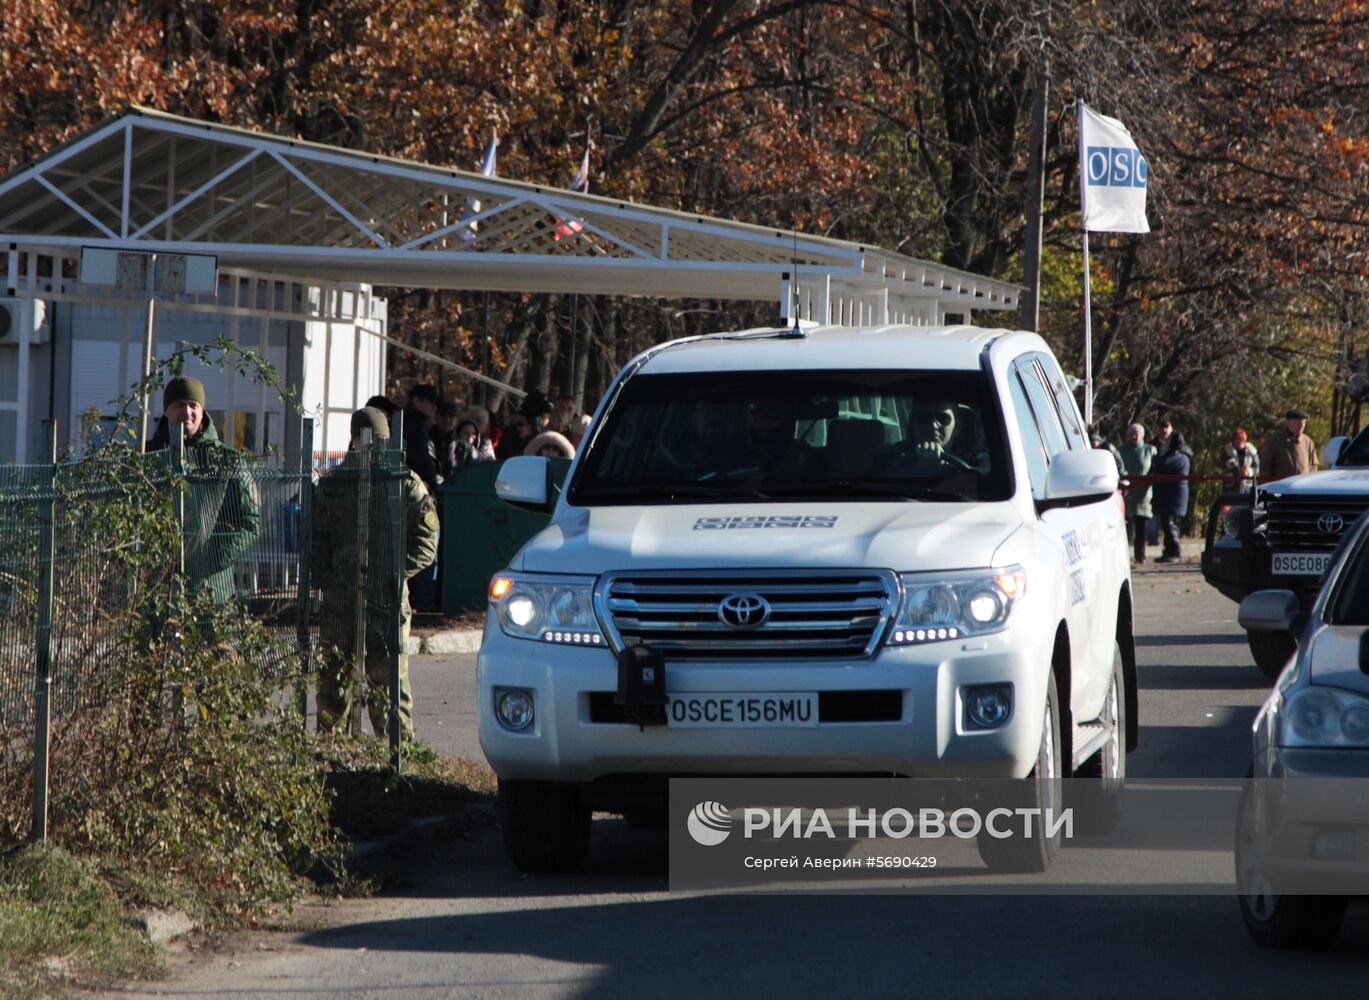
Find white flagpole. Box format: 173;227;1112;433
1082;231;1094;427
1078;99;1095;427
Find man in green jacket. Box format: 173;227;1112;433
147;376;261;605
311;407;440;741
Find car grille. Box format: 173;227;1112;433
597;571;898;659
1263;495;1369;551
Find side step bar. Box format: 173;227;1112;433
1072;720;1111;772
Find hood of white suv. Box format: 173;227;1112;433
1263;467;1369;497
516;502;1022;574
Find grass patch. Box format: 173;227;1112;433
0;746;496;997
0;843;159;999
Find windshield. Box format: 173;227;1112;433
1328;515;1369;625
1336;426;1369;467
569;369;1012;504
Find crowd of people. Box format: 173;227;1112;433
1092;407;1319;566
362;383;590;611
365;384;589;483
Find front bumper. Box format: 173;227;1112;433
1202;539;1323;608
1200;538;1259;605
477;616;1054;785
1247;748;1369;894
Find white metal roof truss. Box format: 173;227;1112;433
0;109;1020;323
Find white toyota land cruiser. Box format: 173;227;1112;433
478;324;1137;873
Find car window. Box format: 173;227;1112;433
1034;354;1089;451
1008;371;1050;499
1336;426;1369;467
1014;360;1069;458
569;369;1013;503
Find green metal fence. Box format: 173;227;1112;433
0;419;416;840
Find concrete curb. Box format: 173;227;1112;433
132;908;198;946
409;628;484;656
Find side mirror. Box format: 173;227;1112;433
1360;631;1369;676
495;456;554;513
1322;436;1349;466
1041;449;1119;509
1238;589;1300;632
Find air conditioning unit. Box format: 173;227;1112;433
0;297;49;346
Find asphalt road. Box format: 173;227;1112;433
105;562;1369;999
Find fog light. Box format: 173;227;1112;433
495;687;535;731
964;684;1013;730
1310;829;1355;862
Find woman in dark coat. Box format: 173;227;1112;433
1151;432;1191;563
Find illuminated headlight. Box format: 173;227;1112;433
489;573;605;645
888;567;1025;645
1279;686;1369;748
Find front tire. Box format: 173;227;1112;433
1234;785;1346;948
1072;641;1126;833
1247;629;1296;681
977;672;1063;873
498;780;592;873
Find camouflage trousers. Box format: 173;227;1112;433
315;602;413;741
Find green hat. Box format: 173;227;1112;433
350;406;390;440
163;376;206;410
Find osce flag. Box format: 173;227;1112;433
1078;102;1149;234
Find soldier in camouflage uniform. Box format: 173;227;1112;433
311;407;440;740
146;376;261;606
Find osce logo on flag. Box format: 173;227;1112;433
1085;146;1148;189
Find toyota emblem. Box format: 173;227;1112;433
1317;512;1345;535
718;592;771;629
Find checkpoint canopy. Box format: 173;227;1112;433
0;106;1020;463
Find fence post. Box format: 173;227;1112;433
295;418;314;719
168;422;186;722
30;419;57;843
169;422;185;575
351;428;372;735
388;410;405;772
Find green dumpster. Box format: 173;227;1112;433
438;458;572;613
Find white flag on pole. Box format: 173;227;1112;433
569;143;591;194
1078;102;1149;234
463;134;499;240
555;140;592;242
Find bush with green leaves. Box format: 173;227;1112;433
0;341;340;922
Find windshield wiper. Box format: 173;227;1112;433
760;479;970;501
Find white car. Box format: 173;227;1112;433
478;324;1136;872
1236;510;1369;947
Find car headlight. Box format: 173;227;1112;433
1279;685;1369;748
489;573;605;645
888;567;1025;645
1216;503;1243;540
